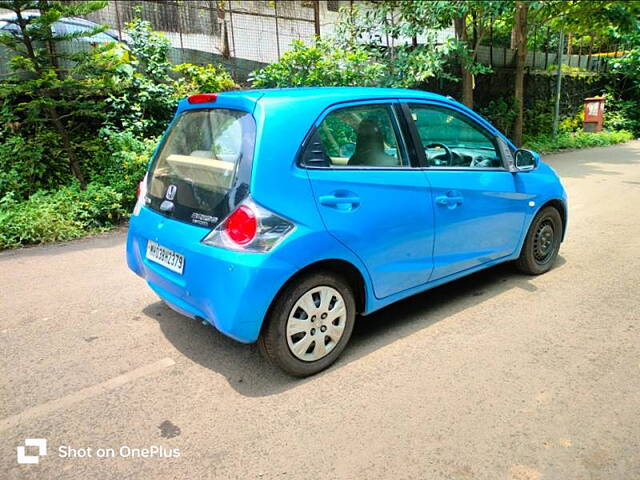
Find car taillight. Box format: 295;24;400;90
133;174;148;216
202;198;294;252
226;205;257;245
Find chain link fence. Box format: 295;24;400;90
82;0;319;80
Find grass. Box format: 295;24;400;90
523;130;634;154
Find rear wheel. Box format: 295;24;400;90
516;206;563;275
258;272;356;377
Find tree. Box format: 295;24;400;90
402;1;509;108
0;0;111;188
249;38;387;88
337;1;509;108
512;1;529;146
510;0;640;146
332;2;456;88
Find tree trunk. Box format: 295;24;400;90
47;105;87;188
454;14;473;108
40;5;86;188
512;1;529;147
461;68;473;108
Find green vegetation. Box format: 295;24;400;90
1;0;639;249
0;1;235;249
0;183;125;248
250;38;387;88
524;130;633;154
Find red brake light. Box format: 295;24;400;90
201;197;294;252
225;205;257;245
187;93;218;104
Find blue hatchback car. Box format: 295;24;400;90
127;87;567;376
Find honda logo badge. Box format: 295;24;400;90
165;184;177;201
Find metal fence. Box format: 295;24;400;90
1;1;629;79
481;24;626;73
82;0;319;79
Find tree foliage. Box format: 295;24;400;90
368;0;510;107
0;1;239;247
507;0;640;145
0;0;112;187
249;38;387;88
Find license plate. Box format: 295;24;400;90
146;240;184;274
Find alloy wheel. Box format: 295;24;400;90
286;286;347;362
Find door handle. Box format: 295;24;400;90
435;192;464;208
319;193;360;210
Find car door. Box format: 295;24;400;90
404;102;528;281
301;101;434;299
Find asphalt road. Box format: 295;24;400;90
1;142;639;480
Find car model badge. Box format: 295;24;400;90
165;184;177;200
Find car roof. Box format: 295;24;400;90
218;86;451;104
211;87;470;120
188;86;460;118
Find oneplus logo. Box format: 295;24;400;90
17;439;47;464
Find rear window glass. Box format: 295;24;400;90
147;109;255;227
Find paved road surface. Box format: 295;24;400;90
1;142;639;479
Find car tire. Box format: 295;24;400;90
516;206;563;275
258;271;356;377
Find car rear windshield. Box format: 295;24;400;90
146;108;256;228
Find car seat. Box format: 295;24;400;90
348;120;398;167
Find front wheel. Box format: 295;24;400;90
258;272;356;377
516;206;563;275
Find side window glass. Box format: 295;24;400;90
409;104;502;168
307;104;407;168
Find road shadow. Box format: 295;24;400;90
544;141;640;180
146;256;565;398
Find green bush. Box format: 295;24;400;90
0;131;71;200
558;110;585;134
524;130;633;154
0;183;125;249
0;126;158;249
104;19;237;138
173;63;237;96
0;3;230;250
89;128;158;210
523;100;554;137
105;17;177;138
602;94;640;136
477;97;518;137
249;39;386;88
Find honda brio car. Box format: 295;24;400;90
127;87;567;377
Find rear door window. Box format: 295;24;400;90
302;104;408;168
147;109;255;227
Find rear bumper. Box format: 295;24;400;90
126;207;298;343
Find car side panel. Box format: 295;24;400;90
511;161;568;252
359;161;567;316
426;169;529;280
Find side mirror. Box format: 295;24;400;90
514;149;540;172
